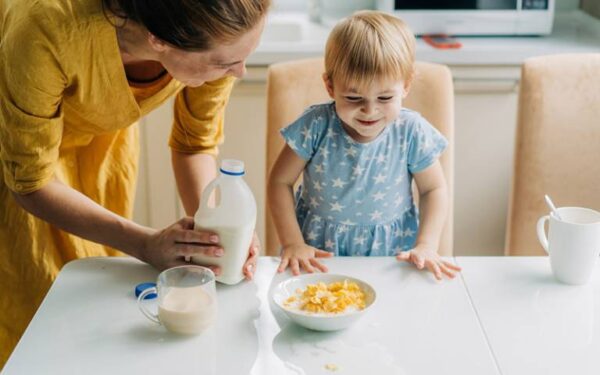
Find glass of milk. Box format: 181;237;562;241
137;265;217;335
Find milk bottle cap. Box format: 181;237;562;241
220;159;245;176
135;282;157;300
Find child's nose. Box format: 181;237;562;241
361;102;376;115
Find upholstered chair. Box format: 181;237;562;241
505;53;600;255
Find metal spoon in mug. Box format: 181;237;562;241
544;194;562;220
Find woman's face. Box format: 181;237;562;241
154;17;265;87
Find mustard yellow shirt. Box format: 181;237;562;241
0;0;235;367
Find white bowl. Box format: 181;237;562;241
272;273;376;331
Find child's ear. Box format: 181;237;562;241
322;73;335;98
147;32;169;53
402;78;413;98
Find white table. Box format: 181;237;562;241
2;257;497;375
457;257;600;375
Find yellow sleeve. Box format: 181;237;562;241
170;76;236;156
0;7;66;194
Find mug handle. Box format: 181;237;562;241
536;215;550;254
137;287;160;324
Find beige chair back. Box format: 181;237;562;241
506;53;600;255
265;58;455;256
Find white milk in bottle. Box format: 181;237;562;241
192;159;256;285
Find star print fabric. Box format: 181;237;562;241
280;102;448;256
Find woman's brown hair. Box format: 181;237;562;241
102;0;270;51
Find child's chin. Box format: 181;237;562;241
357;126;382;136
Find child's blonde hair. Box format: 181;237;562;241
324;10;416;90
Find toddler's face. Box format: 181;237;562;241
324;76;407;143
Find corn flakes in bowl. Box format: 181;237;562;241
272;273;376;331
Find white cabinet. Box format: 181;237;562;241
134;65;519;256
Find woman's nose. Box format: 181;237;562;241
229;62;246;78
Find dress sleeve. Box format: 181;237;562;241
279;106;326;161
406;113;448;174
0;9;67;194
170;76;236;156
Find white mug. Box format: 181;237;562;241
537;207;600;285
138;265;217;335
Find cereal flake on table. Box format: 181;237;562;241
324;363;339;371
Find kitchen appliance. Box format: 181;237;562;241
377;0;555;35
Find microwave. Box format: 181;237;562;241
377;0;555;36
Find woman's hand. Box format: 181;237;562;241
141;217;224;274
242;232;260;280
277;243;333;276
396;244;461;280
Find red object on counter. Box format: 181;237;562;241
423;34;463;49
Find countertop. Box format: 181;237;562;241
249;10;600;66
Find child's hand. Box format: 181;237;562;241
277;243;333;275
396;245;461;280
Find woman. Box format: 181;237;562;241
0;0;270;366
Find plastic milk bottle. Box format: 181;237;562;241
192;159;257;285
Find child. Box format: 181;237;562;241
267;11;461;280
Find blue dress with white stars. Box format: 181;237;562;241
280;101;448;256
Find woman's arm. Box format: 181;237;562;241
11;179;223;271
171;150;217;216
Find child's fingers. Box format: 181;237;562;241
300;258;315;273
315;249;333;258
425;260;442;280
395;251;411;261
290;258;301;276
439;260;461;276
277;257;290;273
310;258;328;273
442;260;462;272
397;250;417;264
439;263;458;279
413;254;425;269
